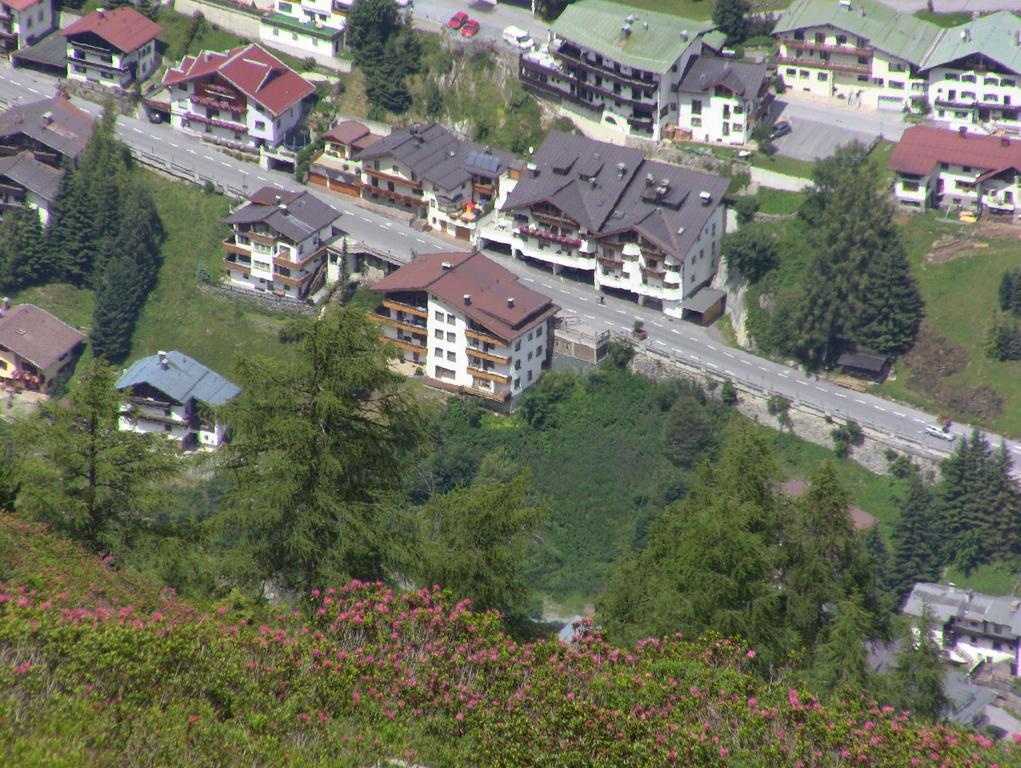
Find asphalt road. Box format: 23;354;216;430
3;63;1020;473
771;95;909;160
411;0;551;47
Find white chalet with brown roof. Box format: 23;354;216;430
223;185;342;299
62;7;161;90
0;301;85;393
370;252;559;402
0;0;54;54
162;44;315;153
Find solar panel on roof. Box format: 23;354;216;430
466;150;501;174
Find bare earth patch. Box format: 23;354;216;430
778;477;877;529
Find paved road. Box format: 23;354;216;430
4;64;1021;473
771;94;909;159
412;0;551;47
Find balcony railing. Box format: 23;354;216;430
386;336;427;355
184;112;247;133
781;38;872;58
776;56;870;75
531;208;578;229
191;94;242;112
363;185;423;207
382;299;428;319
465;328;506;347
224;238;251;256
468;366;511;384
516;226;582;247
374;312;428;336
466;347;511;365
364;166;422;191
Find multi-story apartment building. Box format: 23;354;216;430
0;301;84;394
370;251;559;402
889;125;1021;215
355;123;519;240
162;44;315;153
259;0;346;59
0;95;94;225
773;0;936;111
115;350;240;451
222;185;341;299
308;120;381;196
905;582;1021;676
62;7;161;91
0;0;53;53
775;0;1021;133
490;132;728;318
518;0;714;141
921;12;1021;133
676;55;770;145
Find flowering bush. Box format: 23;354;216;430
0;515;1016;766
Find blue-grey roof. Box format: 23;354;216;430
116;350;240;406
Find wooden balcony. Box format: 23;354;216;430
781;38;871;58
244;231;278;245
531;208;579;229
776;56;870;75
224;260;250;274
596;254;623;268
464;384;511;402
468;366;511;384
224;238;251;256
374;313;428;336
364;166;422;191
386;337;426;355
272;271;311;288
466;347;511;365
383;299;428;318
363;185;423;207
466;328;507;347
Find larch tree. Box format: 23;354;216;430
221;308;428;597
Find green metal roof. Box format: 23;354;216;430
700;29;728;53
262;12;343;40
921;11;1021;74
773;0;941;66
552;0;712;74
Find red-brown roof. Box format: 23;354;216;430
323;120;370;145
890;125;1021;177
162;44;315;117
62;7;162;53
0;304;85;371
3;0;44;12
371;252;559;342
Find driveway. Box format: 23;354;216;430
411;0;552;48
769;95;909;160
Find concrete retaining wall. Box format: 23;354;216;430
199;282;317;315
172;0;261;37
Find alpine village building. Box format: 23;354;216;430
161;43;316;154
259;0;346;60
0;0;54;54
223;185;342;300
354;123;519;240
370;251;559;402
773;0;1021;135
486;132;728;319
0;94;94;225
307;119;382;196
0;301;85;393
115;350;241;451
890;125;1021;215
62;6;161;91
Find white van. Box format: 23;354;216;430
503;26;534;51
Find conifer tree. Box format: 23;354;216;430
712;0;749;44
853;238;923;355
809;594;875;697
889;474;941;601
888;612;948;722
0;205;45;290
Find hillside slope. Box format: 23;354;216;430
0;514;1016;767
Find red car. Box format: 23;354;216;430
448;11;469;29
460;19;480;37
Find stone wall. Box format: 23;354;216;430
199;282;317;316
63;78;137;115
171;0;261;38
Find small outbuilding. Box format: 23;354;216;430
836;351;891;383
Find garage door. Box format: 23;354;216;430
877;95;904;111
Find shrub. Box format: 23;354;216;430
720;379;738;405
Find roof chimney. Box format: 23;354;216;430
158;350;169;369
527;162;538;178
959;125;968;136
616;161;627;176
699;190;712;205
463;293;471;305
507;297;515;308
0;297;7;317
1002;136;1011;146
441;260;452;269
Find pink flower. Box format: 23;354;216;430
746;649;756;659
719;747;729;758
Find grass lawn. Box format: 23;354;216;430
129;170;293;370
748;152;816;179
943;561;1020;596
874;214;1021;436
756;187;806;215
768;429;907;538
616;0;789;21
912;9;973;27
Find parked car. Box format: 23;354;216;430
448;11;469;29
460;19;480;37
770;120;792;140
502;25;534;50
925;424;957;442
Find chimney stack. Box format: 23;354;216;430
441;260;452;270
1002;136;1011;146
463;294;471;305
959;125;968;136
0;297;7;317
507;297;515;308
158;350;168;369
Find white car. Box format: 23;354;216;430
503;25;534;50
925;424;956;442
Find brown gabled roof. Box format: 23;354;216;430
0;304;84;371
0;95;94;162
890;125;1021;177
62;7;161;53
323;120;371;145
370;252;559;341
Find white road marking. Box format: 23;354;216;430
398;232;407;237
652;321;664;328
360;216;371;222
739;359;751;365
724;352;735;358
130;126;144;134
169;142;179;148
27;87;39;94
671;329;681;335
523;277;535;282
913;418;925;424
220;161;231;168
615;309;626;315
671;347;683;354
855;399;867;405
706;344;717;351
814;386;826;392
559;289;570;294
416;238;426;244
1013;446;1021;454
894;411;906;418
725;369;736;376
758;366;768;372
778;373;790;378
834;393;847;398
875;406;887;412
257;176;269;182
187;148;197;155
707;362;719;369
583;314;596;320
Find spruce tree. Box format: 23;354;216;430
888;612;948;722
91;251;145;363
889;474;942;601
47;169;96;285
809;594;875;697
712;0;749;44
0;205;45;290
853;237;923;355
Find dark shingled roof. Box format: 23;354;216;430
116;350;240;406
0;151;63;202
355;123;517;195
837;351;890;373
503;132;729;259
0;304;84;371
678;54;769;98
0;95;94;162
224;186;340;244
370;252;560;342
